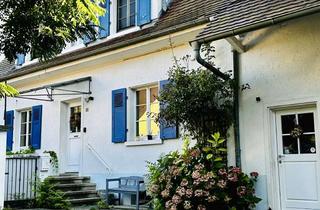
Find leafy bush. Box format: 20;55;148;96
157;47;234;144
147;133;261;210
35;178;71;209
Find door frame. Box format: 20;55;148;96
264;98;319;210
59;97;85;174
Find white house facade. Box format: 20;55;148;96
1;0;320;210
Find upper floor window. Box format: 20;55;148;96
118;0;136;31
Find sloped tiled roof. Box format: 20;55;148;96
196;0;320;42
0;58;15;77
0;0;213;81
1;0;320;80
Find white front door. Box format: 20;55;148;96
276;108;320;210
67;103;82;172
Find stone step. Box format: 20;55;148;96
60;172;79;177
55;183;97;192
66;197;101;205
64;190;100;199
48;176;91;184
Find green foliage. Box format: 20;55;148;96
147;133;261;210
0;0;106;62
44;150;59;173
0;82;19;98
35;178;71;209
6;146;35;156
97;200;110;209
157;45;234;144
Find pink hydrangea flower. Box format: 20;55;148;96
186;188;193;198
192;170;201;179
194;189;203;197
172;194;182;204
180;179;188;187
183;200;192;209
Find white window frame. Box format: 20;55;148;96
117;0;137;31
135;85;160;141
19;109;32;149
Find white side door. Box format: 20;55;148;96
67;103;82;172
276;108;320;210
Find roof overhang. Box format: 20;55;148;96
192;5;320;45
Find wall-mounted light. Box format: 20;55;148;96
85;96;94;103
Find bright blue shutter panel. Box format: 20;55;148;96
159;80;178;140
112;88;127;143
137;0;151;26
5;111;14;151
99;0;111;38
31;105;42;149
16;54;25;66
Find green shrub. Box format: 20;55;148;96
35;178;71;209
156;46;234;144
147;133;261;210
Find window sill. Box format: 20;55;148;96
125;139;163;147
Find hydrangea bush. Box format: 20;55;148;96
147;133;261;210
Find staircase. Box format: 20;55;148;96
48;172;102;206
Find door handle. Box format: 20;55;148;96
278;155;285;164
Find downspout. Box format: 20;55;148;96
191;42;229;80
191;41;241;167
233;51;241;167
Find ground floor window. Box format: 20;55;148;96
136;85;159;139
20;110;32;147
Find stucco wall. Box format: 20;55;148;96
0;37;234;188
238;13;320;209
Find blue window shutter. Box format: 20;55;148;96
31;105;42;149
137;0;151;26
16;54;25;66
159;80;178;140
5;111;14;151
112;88;127;143
99;0;111;38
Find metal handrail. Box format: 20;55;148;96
87;143;111;175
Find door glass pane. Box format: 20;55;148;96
283;136;298;154
70;106;81;133
298;113;314;133
300;134;316;154
281;115;296;134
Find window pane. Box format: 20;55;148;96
130;15;135;26
28;122;32;134
119;0;127;6
281;115;296;134
300;134;316;154
136;121;147;137
151;120;159;136
150;103;159;117
29;111;32;121
28;134;31;146
150;87;158;103
118;6;127;19
136;105;147;121
136;89;146;105
119;18;127;29
21;123;27;135
130;1;135;14
298;113;315;133
283;136;298;154
70;106;81;133
20;135;26;147
21;112;27;123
